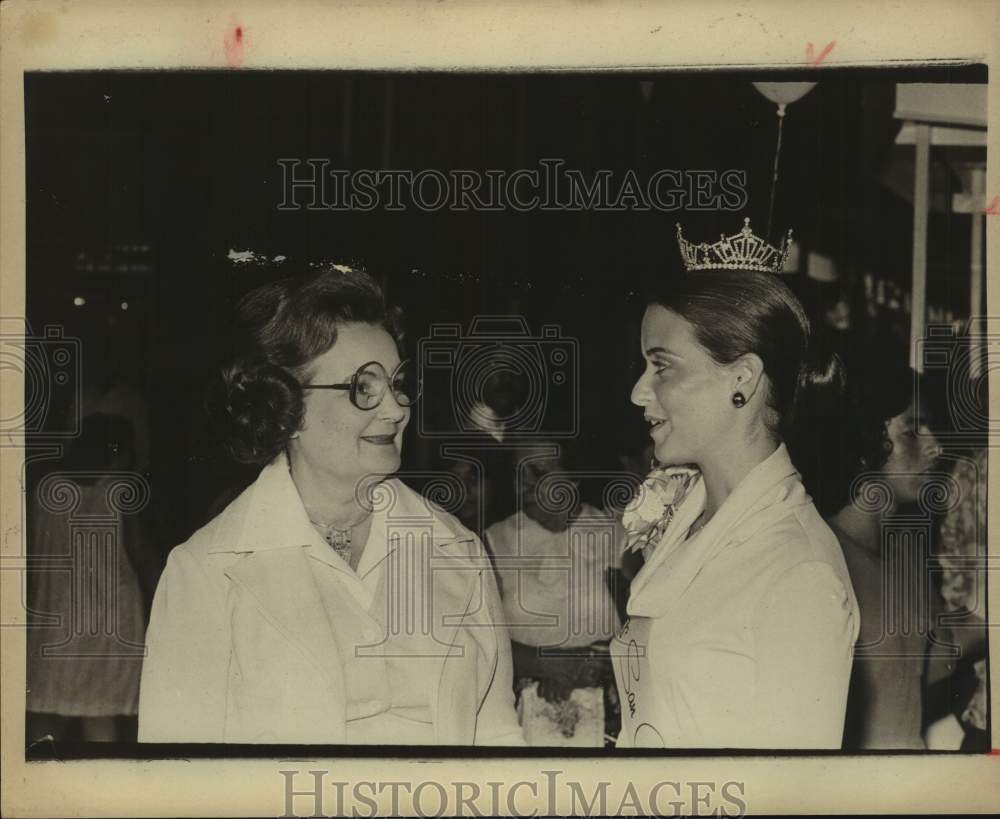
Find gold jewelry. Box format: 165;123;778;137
306;509;370;565
308;518;356;563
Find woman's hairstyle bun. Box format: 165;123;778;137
206;264;402;465
209;361;305;464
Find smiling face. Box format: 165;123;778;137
288;322;409;488
880;402;941;506
630;304;736;468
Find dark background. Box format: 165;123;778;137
25;66;986;552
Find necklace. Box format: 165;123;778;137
289;460;369;566
307;512;370;566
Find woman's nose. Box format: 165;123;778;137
378;389;408;421
630;372;652;408
919;426;943;459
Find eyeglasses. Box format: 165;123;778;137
303;359;422;411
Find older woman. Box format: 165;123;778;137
614;219;860;749
138;265;523;745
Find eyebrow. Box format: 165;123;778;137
341;359;404;378
644;346;679;358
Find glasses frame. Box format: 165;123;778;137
302;359;421;411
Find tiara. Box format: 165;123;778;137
676;217;793;274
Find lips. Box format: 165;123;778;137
360;434;397;445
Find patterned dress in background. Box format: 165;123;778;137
936;450;988;735
27;474;147;717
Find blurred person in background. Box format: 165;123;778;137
795;349;943;750
924;448;988;751
485;434;623;746
27;413;149;745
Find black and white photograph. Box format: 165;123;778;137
2;1;998;816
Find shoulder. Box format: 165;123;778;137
164;479;260;575
381;477;464;531
744;499;845;569
730;500;855;617
184;491;247;554
484;512;522;554
746;513;856;627
383;478;490;560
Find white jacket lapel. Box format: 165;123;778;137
628;445;803;619
223;547;348;693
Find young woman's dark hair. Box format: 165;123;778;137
791;345;925;517
647;268;847;493
207;265;404;465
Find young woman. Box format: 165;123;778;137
799;353;942;750
613;220;860;749
138;265;523;745
485;436;622;745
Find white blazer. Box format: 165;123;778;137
613;444;860;749
138;454;525;745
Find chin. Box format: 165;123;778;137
364;450;402;475
653;445;686;467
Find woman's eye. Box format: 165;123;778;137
356;377;379;396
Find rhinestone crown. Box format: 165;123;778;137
676;217;793;274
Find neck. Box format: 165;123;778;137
830;495;892;556
698;430;778;521
287;447;370;528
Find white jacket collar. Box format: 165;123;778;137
628;443;809;617
207;452;471;555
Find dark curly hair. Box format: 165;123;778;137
789;339;925;517
207;264;404;464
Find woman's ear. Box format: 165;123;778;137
729;353;766;402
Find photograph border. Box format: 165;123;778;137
2;0;999;815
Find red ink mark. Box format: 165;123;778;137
983;195;1000;215
223;22;245;68
806;40;836;66
989;748;1000;755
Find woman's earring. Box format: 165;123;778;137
731;392;746;408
